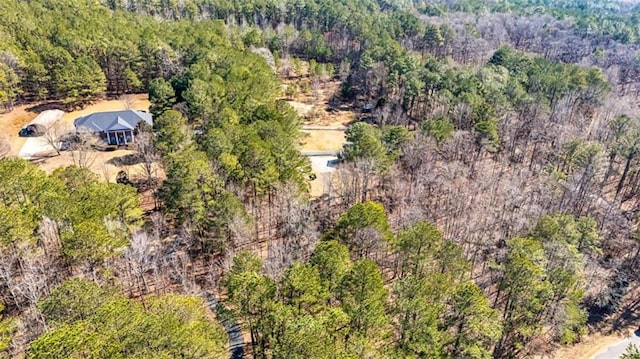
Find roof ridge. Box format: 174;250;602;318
73;110;151;132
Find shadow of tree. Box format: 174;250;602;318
25;102;67;113
107;153;143;166
610;283;640;334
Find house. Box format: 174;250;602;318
73;110;152;145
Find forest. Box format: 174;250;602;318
1;0;640;358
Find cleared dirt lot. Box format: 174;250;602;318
300;129;346;151
285;80;354;128
0;105;38;156
282;75;351;197
59;95;150;127
1;95;152;182
33;149;163;186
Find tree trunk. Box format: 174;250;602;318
616;155;633;199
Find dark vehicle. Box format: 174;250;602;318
19;128;35;137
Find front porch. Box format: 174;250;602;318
106;130;134;146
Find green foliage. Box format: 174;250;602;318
489;46;609;110
53;55;106;107
607;115;640;197
229;250;263;275
496;237;553;357
338;259;391;354
153;110;190;156
309;240;352;291
452;0;640;45
336;201;391;237
392;221;498;358
0;62;19;110
225;248;390;358
224;251;276;357
50;166;142;263
0;0;231;104
381;125;412;160
448;282;502;358
280;263;329;313
622;344;640;359
0;1;630;357
270;309;345;358
422;116;455;144
159;147;245;245
38;279;115;326
532;213;600;253
395;221;468;280
243;28;262;47
30;281;227;359
225;251;276;318
333;201;393;254
394;274;450;357
0;303;14;353
150;40;311;234
222;221;501;359
556;294;588;345
561;140;605;176
343;122;390;167
474;118;500;149
159;148;212;225
0;159;141;264
0;205;38;246
395;43;609;153
419;4;447;16
529;213;592;344
148;78;176;117
495;213;595;355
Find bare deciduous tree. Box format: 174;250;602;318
228;213;253;250
43;121;70;156
120;94;136;110
164;249;197;294
69;132;98;168
265;183;320;278
0;136;9;158
133;130;159;182
123;230;160;297
0;249;20;309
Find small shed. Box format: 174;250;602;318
19;110;64;137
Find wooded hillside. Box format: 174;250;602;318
1;0;640;358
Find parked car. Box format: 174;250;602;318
59;141;70;151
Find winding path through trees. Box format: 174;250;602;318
202;292;244;359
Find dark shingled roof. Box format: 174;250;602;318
74;110;152;133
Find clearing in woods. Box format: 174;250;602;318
0;104;37;157
288;82;348;196
0;95;152;182
281;66;352;197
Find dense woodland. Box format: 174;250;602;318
1;0;640;358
